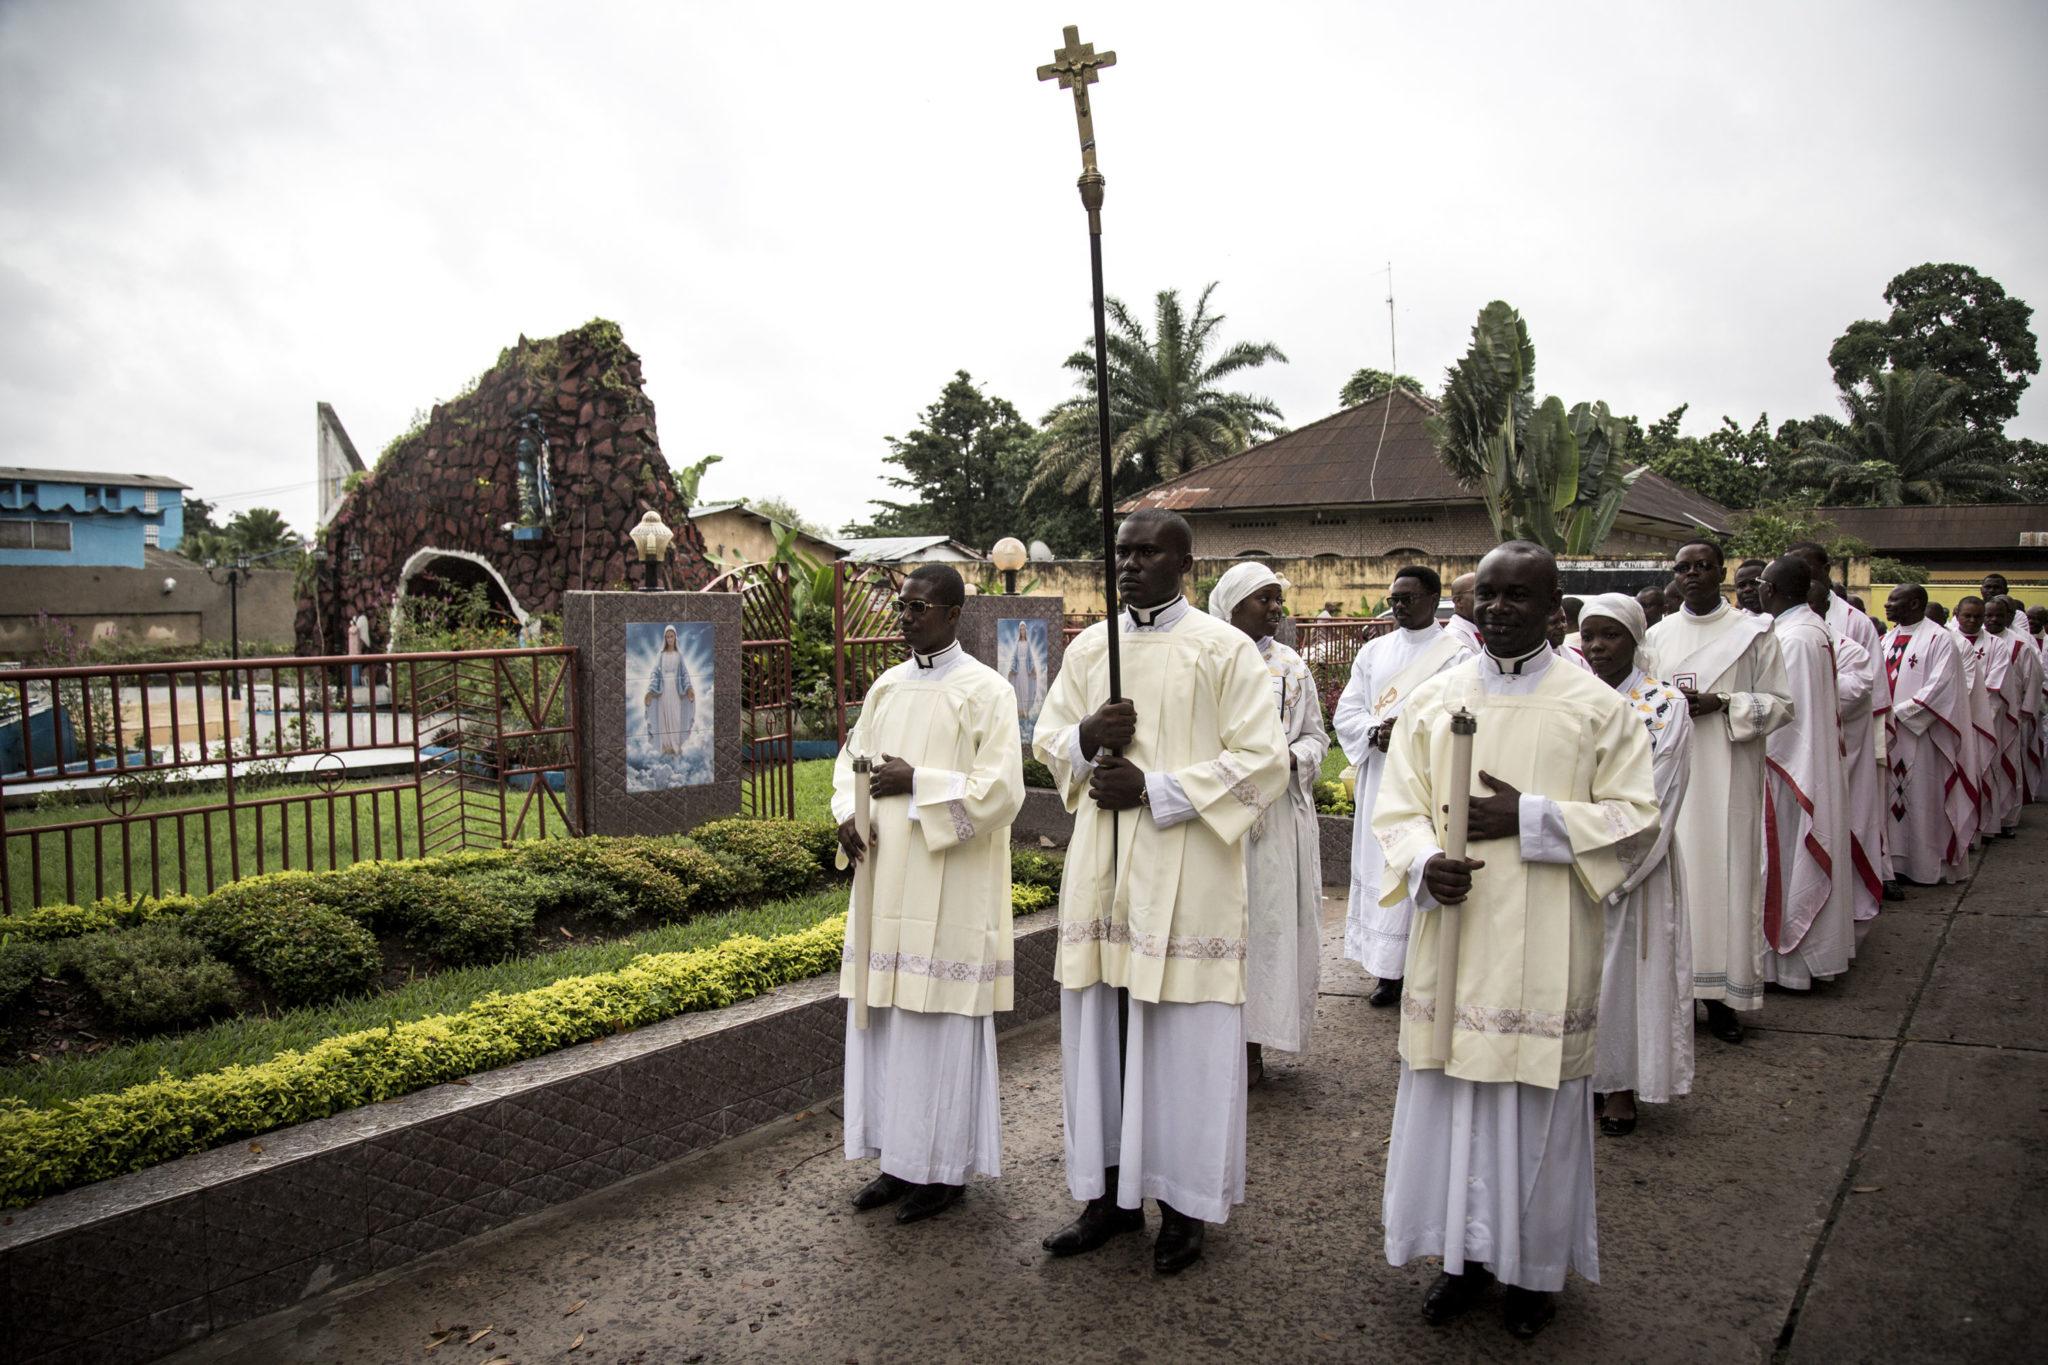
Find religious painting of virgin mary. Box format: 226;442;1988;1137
997;617;1050;744
624;621;715;791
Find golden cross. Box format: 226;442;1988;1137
1037;25;1116;177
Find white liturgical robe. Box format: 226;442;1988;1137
1034;597;1289;1224
1950;626;1997;847
1243;637;1329;1053
1981;629;2029;834
832;642;1025;1187
1877;620;1972;884
1645;601;1793;1009
1593;669;1695;1105
1375;644;1659;1292
1825;595;1889;919
1332;623;1474;977
1761;606;1854;988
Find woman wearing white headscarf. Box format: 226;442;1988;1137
1209;563;1328;1077
1577;594;1695;1132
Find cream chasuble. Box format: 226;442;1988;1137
831;646;1024;1016
1645;602;1792;1009
1761;606;1853;985
1035;606;1289;1005
1244;637;1329;1052
1877;620;1973;883
1332;623;1474;976
1373;649;1660;1089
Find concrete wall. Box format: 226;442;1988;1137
0;562;298;659
689;508;842;572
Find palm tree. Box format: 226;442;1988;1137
1782;369;2004;505
1029;283;1288;502
1339;368;1426;408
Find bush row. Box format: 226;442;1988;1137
1;820;843;1020
0;915;851;1207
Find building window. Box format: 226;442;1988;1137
143;489;160;513
0;520;70;551
144;524;160;547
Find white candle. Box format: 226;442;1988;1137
1432;708;1477;1060
850;756;875;1031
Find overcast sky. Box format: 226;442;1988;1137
4;0;2045;543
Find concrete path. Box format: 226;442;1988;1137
180;824;2048;1364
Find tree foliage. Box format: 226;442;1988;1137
181;506;299;565
1781;369;2004;506
1031;283;1288;503
849;370;1037;554
1426;301;1642;552
1719;504;1868;565
1636;405;1778;510
1338;368;1426;408
1828;262;2039;430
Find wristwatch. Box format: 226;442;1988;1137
1138;785;1152;808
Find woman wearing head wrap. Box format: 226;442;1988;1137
1209;563;1328;1081
1577;594;1696;1133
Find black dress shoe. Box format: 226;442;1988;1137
1503;1286;1556;1339
1246;1041;1265;1089
852;1172;912;1211
1599;1114;1637;1137
1152;1201;1206;1274
895;1182;964;1224
1043;1196;1145;1256
1368;976;1404;1008
1703;1000;1744;1045
1421;1266;1494;1325
1883;881;1905;902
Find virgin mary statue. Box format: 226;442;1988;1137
644;625;697;755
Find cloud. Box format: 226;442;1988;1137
4;0;2046;543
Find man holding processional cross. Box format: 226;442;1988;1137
1373;542;1660;1338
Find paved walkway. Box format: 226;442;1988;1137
181;824;2048;1364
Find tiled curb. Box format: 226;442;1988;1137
0;911;1062;1364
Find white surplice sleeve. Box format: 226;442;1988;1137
910;686;1024;853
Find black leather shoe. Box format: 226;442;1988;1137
1043;1196;1145;1256
895;1182;964;1224
1599;1114;1637;1137
1883;881;1905;902
1503;1286;1556;1339
1421;1267;1493;1325
1703;1000;1744;1045
852;1173;912;1211
1368;976;1404;1008
1152;1201;1206;1274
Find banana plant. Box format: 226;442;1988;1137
1427;302;1639;551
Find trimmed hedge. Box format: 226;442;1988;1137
0;895;202;943
1009;883;1053;914
0;914;849;1206
187;883;383;1006
67;924;240;1033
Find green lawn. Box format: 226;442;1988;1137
793;758;834;824
4;774;569;909
0;885;848;1108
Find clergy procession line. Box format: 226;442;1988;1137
828;518;2046;1343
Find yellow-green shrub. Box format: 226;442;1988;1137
0;915;848;1206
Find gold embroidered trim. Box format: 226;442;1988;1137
1400;994;1598;1038
1211;753;1265;812
1058;918;1247;961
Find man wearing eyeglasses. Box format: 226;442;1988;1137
1032;508;1290;1274
831;564;1025;1226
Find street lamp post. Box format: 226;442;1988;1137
990;537;1028;596
205;554;253;697
628;511;675;592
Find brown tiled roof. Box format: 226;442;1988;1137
1119;390;1728;533
1813;504;2048;552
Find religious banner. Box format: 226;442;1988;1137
998;617;1051;743
625;620;715;791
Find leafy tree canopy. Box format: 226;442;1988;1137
847;370;1037;555
1338;368;1426;408
741;496;830;538
1719;504;1869;566
1828;262;2039;430
1781;369;2003;506
182;506;299;565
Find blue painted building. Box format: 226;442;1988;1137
0;467;189;568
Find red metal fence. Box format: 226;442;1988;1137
1292;618;1393;718
0;647;581;913
832;561;904;746
706;564;797;820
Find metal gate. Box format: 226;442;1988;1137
706;563;797;819
0;647;582;913
831;560;904;746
